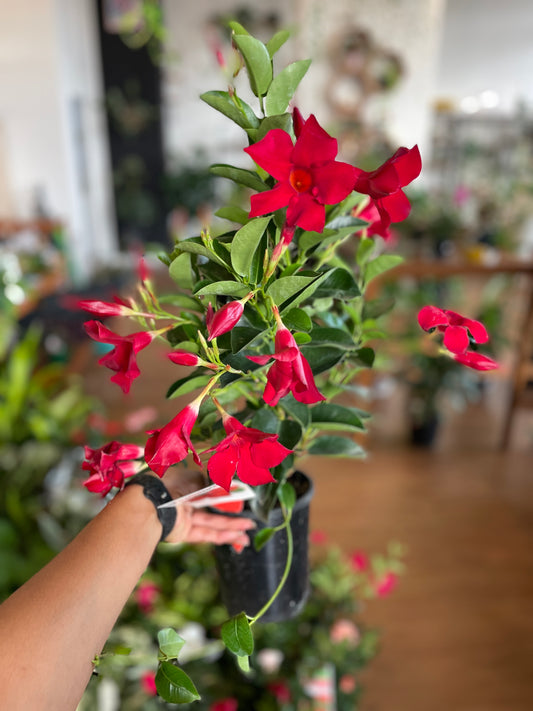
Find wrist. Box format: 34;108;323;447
124;474;177;541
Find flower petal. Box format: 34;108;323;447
453;351;499;371
249;181;295;218
207;448;238;491
291;114;338;166
378;190;411;223
244;129;293;179
443;325;469;354
286;192;326;232
417;305;449;331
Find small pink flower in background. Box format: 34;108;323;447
310;529;328;545
330;618;361;646
124;406;157;432
137;254;150;282
140;670;157;696
350;550;370;572
83;320;155;394
357;201;393;241
267;680;291;704
206;293;253;341
209;699;238;711
88;412;123;438
256;648;284;675
244;114;357;233
453;184;470;206
135;580;160;614
248;307;325;407
144;396;203;476
374;571;398;597
204;406;292;491
339;674;357;694
82;441;143;496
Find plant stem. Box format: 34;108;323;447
248;505;293;626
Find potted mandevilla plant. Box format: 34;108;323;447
77;22;499;703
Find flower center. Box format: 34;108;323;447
289;167;313;193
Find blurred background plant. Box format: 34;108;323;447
80;538;404;711
0;319;98;598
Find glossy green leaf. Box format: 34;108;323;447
325;215;367;230
364;254;404;283
356;236;376;266
232;34;273;97
228;20;249;35
230;326;264;353
278;419;303;450
200;90;259;129
167;374;212;400
307;326;355;350
267;275;317;306
254;527;275;551
221;612;254;656
266;29;290;57
250;407;280;434
293;332;311;344
215;206;250;224
283;307;313;332
175;237;229;267
313;268;360;300
194;281;249;297
237;655;251;673
210;164;269;192
278;481;296;511
169;252;194;291
308;436;366;457
299;345;344;375
231;216;272;277
279;394;310;428
155;662;200;704
310;403;366;431
158;293;202;312
265;59;311;115
158;628;186;660
246;112;293;142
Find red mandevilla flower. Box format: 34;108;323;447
354;145;421;230
82;441;143;496
84;320;155;394
244;114;358;233
206;293;253;341
140;671;157;696
144;396;202;476
453;350;499;371
167;349;218;369
209;699;238;711
418;305;489;354
248;310;325;407
204;412;293;491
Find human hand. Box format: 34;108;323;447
161;469;255;548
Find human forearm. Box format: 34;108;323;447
0;485;161;711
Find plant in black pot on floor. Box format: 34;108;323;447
75;22;498;703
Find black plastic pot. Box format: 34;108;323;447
213;471;314;623
410;413;440;447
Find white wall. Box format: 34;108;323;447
433;0;533;113
0;0;117;281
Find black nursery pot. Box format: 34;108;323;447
213;471;314;623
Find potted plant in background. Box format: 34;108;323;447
76;22;499;703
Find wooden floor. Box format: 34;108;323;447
81;337;533;711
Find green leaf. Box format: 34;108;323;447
169;252;194;291
194;281;249;298
250;407;280;434
215;206;250;224
246;113;294;142
237;655;251;673
293;332;311;344
279;394;310;428
228;20;249;35
307;326;355;350
231;216;272;277
155;662;201;704
175;237;229;267
267;275;317;306
283;307;313;332
278;419;303;450
200;90;259;129
230;326;264;353
364;254;404;283
167;374;212;400
265;59;311;115
210;164;269;192
221;612;254;656
363;296;396;320
158;628;186;660
325;215;367;230
266;29;290;57
356;236;376;266
313;267;360;300
308;436;366;457
233;34;273;97
310;403;366;431
254;527;275;551
159;293;202;312
350;346;375;367
278;481;296;511
299;345;344;375
278;270;335;312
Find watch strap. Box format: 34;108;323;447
125;474;177;541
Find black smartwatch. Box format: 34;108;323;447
125;474;177;541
